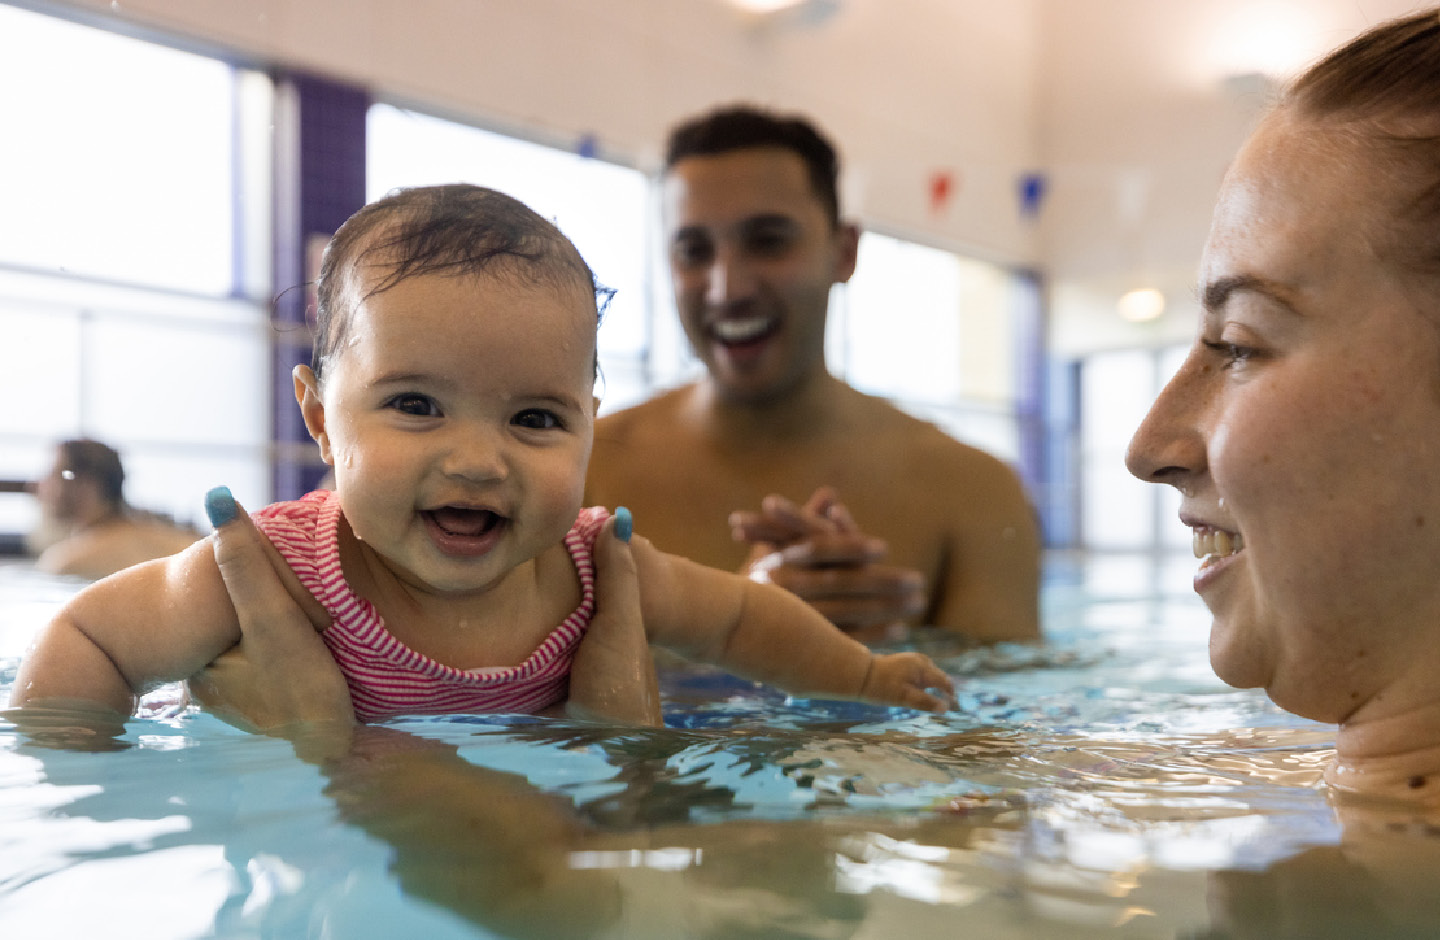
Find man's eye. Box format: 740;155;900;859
671;236;714;268
385;393;441;417
744;229;792;256
513;409;561;430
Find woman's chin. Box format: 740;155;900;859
1207;620;1272;692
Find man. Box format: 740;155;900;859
28;439;201;580
586;105;1040;642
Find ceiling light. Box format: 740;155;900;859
1118;288;1165;323
727;0;805;12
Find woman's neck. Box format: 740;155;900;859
1329;694;1440;803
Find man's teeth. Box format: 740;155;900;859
712;317;772;343
1192;529;1244;559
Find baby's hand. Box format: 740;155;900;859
860;652;955;714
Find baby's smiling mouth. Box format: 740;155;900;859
424;506;505;538
1193;528;1244;564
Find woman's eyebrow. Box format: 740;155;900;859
1202;274;1300;315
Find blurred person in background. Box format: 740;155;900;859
27;438;201;580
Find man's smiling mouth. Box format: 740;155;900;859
710;316;777;345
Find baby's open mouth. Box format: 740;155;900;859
424;506;504;538
1193;528;1244;562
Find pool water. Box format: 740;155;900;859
2;557;1436;939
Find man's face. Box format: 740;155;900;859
663;147;858;406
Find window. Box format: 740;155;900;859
0;7;271;535
838;232;1024;462
1077;344;1188;551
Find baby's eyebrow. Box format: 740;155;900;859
370;371;447;388
1201;274;1299;315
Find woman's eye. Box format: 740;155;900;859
1203;340;1258;368
385;393;441;417
513;409;562;430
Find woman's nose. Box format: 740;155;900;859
1126;354;1208;487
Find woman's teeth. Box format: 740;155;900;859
1193;529;1244;559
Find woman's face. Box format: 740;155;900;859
1127;114;1440;724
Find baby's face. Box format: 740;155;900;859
310;263;597;596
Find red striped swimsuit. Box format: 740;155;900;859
253;490;604;721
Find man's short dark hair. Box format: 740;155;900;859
665;104;842;228
57;439;125;508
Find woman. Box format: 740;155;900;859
1127;9;1440;801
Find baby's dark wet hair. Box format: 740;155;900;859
311;183;611;381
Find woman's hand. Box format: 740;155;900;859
187;487;355;743
566;508;662;727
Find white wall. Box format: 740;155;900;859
36;0;1043;267
23;0;1435;356
1036;0;1431;356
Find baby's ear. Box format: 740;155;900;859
293;365;334;465
592;395;602;416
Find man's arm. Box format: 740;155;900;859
927;454;1042;642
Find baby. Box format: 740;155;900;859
13;184;952;723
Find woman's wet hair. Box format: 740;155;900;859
56;439;125;509
1283;9;1440;281
311;183;612;381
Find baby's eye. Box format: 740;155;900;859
384;393;441;417
513;409;562;430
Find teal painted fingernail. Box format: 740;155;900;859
614;506;632;543
205;486;237;527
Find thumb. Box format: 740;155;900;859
568;507;660;726
206;486;329;637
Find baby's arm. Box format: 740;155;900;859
630;537;953;712
11;538;243;715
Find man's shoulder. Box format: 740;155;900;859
595;385;694;442
850;391;1004;460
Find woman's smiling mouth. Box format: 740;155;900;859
1193;527;1245;565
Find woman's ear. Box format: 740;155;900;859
293;365;335;465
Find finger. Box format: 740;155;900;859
728;511;803;546
780;533;890;567
800;485;840;518
206;486;329;636
567;509;661;726
822;499;861;536
897;655;956;713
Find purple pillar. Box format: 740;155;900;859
271;72;369;501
